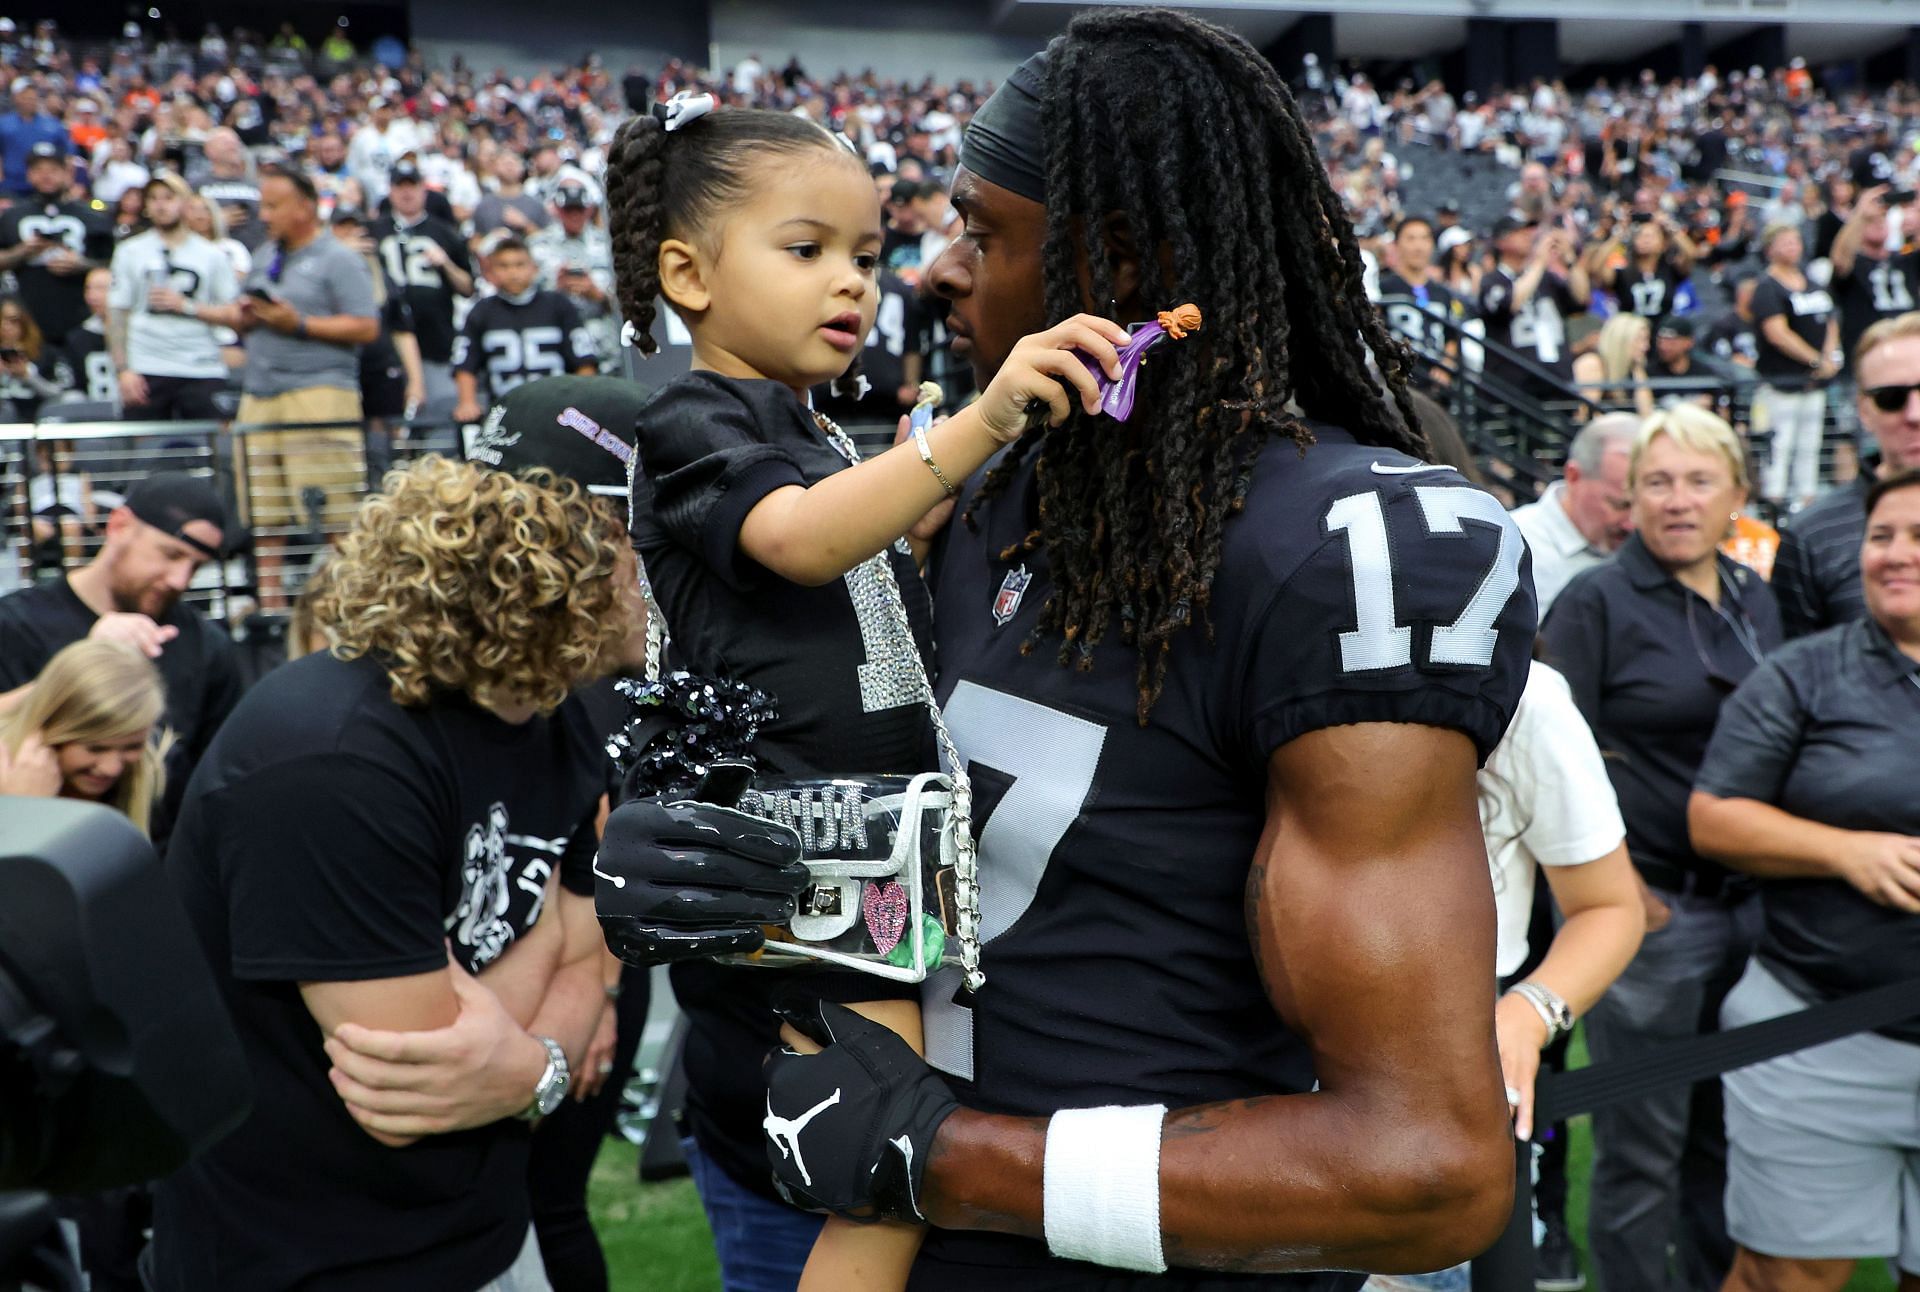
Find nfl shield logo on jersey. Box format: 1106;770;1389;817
992;565;1031;626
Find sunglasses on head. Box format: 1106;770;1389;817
1863;382;1920;412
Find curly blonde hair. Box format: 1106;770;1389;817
310;455;626;713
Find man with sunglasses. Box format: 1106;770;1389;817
1774;312;1920;637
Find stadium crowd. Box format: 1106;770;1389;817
0;11;1916;1292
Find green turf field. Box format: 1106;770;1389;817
588;1121;1897;1291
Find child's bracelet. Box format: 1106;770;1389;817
911;422;957;497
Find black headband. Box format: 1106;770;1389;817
959;50;1049;204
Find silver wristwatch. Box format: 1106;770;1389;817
518;1035;570;1121
1509;981;1574;1045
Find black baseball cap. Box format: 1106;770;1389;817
1491;213;1537;240
389;159;423;184
125;472;226;557
465;376;649;496
1656;317;1696;340
551;182;591;210
26;140;63;163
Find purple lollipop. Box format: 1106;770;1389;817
1076;304;1204;421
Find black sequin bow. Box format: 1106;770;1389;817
606;671;777;802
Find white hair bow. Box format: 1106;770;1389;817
655;91;716;133
620;319;640;348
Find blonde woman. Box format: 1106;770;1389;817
0;638;168;835
1541;404;1784;1292
183;193;252;280
1574;313;1655;419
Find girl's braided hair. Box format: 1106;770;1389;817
962;7;1428;721
604;105;869;396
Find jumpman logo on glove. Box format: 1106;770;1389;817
764;1088;842;1187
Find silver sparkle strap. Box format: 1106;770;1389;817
626;443;669;681
814;412;984;994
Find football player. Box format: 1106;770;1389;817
615;12;1538;1288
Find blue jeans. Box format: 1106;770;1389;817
1586;889;1760;1292
682;1136;823;1292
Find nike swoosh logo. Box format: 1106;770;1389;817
1370;461;1455;476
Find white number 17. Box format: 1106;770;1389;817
1325;486;1523;673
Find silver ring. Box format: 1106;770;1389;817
1505;1085;1522;1107
598;1061;615;1076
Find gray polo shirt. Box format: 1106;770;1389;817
1695;616;1920;1042
241;232;377;397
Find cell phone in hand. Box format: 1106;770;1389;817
1887;190;1917;207
244;286;281;304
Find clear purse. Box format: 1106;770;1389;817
617;410;983;989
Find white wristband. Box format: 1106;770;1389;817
1042;1104;1168;1273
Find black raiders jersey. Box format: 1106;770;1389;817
1478;266;1580;390
369;214;471;363
54;321;117;403
452;290;596;406
1837;250;1920;372
914;427;1534;1285
0;198;116;342
1375;272;1462;357
1750;274;1834;383
1613;258;1687;323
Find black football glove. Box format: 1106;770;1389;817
763;999;960;1222
594;763;812;966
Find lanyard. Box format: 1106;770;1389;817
1683;573;1764;690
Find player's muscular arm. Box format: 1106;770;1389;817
922;723;1513;1275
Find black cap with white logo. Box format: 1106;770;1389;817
464;376;650;496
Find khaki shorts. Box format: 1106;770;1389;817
234;386;366;531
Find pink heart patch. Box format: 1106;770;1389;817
862;880;910;956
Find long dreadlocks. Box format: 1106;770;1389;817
962;8;1428;722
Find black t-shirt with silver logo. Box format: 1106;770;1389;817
153;651;604;1291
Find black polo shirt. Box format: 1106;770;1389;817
1542;533;1782;891
1771;476;1870;639
1694;618;1920;1043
